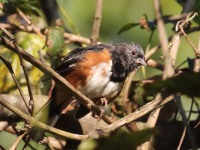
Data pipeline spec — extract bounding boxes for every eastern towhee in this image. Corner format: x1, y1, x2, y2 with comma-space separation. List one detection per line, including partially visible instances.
49, 43, 146, 123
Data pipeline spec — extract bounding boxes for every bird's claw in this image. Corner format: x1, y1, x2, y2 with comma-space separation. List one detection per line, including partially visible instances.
99, 97, 108, 108
92, 106, 105, 121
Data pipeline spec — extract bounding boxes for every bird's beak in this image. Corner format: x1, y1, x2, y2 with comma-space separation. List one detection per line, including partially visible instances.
136, 58, 147, 66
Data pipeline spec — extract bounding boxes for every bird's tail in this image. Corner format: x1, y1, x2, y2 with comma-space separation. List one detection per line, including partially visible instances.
74, 104, 90, 119
48, 87, 63, 126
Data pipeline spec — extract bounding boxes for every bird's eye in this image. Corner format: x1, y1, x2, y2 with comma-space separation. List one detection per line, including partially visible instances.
131, 50, 136, 56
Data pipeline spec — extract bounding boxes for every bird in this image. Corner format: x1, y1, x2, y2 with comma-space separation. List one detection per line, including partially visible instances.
48, 42, 146, 123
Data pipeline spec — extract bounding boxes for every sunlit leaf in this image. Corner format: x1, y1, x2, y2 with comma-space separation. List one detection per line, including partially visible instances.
47, 27, 64, 56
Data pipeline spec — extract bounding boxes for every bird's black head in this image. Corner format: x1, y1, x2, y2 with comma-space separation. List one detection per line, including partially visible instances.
113, 42, 146, 71
110, 42, 146, 82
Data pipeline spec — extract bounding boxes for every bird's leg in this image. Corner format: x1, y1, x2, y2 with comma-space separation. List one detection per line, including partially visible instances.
100, 97, 108, 108
92, 105, 105, 120
91, 97, 108, 120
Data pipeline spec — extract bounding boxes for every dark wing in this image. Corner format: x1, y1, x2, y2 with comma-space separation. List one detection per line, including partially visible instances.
55, 44, 111, 75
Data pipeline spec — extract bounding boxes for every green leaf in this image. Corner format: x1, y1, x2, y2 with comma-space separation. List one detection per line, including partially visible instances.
47, 27, 65, 56
78, 139, 97, 150
97, 129, 153, 150
88, 129, 154, 150
143, 72, 200, 97
3, 0, 42, 16
117, 22, 139, 35
1, 0, 8, 3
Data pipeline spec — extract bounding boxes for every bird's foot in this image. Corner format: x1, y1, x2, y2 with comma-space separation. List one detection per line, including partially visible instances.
99, 97, 108, 108
92, 105, 105, 121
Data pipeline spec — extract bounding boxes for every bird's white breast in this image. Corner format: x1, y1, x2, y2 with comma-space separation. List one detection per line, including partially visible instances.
77, 60, 124, 100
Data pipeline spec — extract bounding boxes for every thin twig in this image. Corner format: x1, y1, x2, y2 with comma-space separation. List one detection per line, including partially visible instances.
194, 36, 200, 72
0, 26, 15, 40
16, 8, 45, 41
90, 0, 103, 45
13, 41, 34, 115
145, 45, 160, 61
177, 97, 195, 150
0, 56, 31, 115
194, 121, 200, 128
193, 37, 200, 128
122, 71, 136, 114
21, 133, 32, 150
146, 59, 163, 71
37, 50, 46, 63
63, 32, 94, 45
9, 131, 28, 150
176, 96, 197, 150
176, 12, 198, 54
122, 71, 139, 131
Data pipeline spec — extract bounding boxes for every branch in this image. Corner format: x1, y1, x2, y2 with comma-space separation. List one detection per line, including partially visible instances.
146, 59, 163, 71
176, 13, 198, 54
194, 36, 200, 72
13, 41, 34, 115
153, 0, 172, 79
96, 95, 174, 134
141, 0, 178, 149
0, 96, 89, 140
90, 0, 103, 45
121, 71, 139, 131
145, 45, 160, 60
2, 124, 66, 149
0, 90, 174, 140
9, 131, 28, 150
63, 32, 94, 45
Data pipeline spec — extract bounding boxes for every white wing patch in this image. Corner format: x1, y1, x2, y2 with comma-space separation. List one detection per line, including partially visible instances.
78, 60, 124, 100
